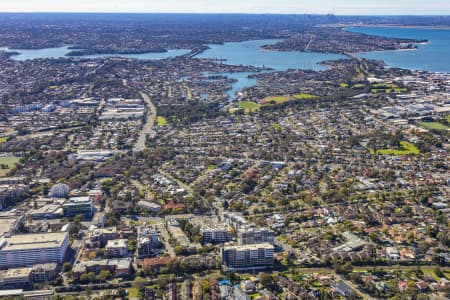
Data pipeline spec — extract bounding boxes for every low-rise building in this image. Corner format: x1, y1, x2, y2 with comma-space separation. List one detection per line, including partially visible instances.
31, 263, 58, 283
63, 196, 93, 218
105, 239, 128, 258
71, 258, 133, 280
85, 227, 118, 248
0, 268, 31, 288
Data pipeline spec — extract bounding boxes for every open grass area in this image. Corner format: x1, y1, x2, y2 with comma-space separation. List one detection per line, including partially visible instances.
340, 83, 349, 88
260, 95, 292, 104
352, 83, 366, 89
237, 101, 262, 113
0, 137, 7, 143
0, 156, 20, 177
419, 122, 449, 131
293, 93, 319, 100
370, 141, 420, 156
156, 116, 168, 126
232, 94, 318, 114
445, 115, 450, 123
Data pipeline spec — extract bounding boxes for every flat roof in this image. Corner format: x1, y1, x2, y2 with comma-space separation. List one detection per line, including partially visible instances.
0, 267, 31, 278
0, 218, 18, 238
224, 243, 274, 251
0, 232, 68, 251
0, 290, 23, 296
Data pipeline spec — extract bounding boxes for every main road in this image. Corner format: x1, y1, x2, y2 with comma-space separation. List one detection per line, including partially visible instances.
134, 92, 157, 152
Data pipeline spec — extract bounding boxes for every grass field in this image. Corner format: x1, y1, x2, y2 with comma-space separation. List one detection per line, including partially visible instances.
237, 101, 262, 113
293, 93, 319, 100
340, 83, 349, 88
233, 94, 317, 114
446, 115, 450, 123
0, 137, 7, 143
156, 116, 168, 126
370, 141, 420, 156
260, 95, 292, 104
352, 83, 366, 89
0, 156, 20, 177
419, 122, 449, 131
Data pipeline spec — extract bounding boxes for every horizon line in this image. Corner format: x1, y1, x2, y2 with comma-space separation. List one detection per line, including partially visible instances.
0, 12, 449, 16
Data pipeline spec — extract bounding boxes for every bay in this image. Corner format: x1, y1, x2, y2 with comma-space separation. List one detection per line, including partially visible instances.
346, 27, 450, 73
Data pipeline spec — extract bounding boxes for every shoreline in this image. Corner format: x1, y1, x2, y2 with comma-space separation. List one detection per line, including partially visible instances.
347, 24, 450, 31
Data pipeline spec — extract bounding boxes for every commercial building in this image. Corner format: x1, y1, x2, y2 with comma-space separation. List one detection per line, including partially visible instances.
237, 226, 275, 245
30, 204, 63, 220
221, 243, 274, 271
0, 232, 69, 269
62, 196, 93, 218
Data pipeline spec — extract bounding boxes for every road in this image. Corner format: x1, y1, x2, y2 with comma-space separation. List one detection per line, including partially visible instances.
304, 34, 314, 51
134, 92, 157, 152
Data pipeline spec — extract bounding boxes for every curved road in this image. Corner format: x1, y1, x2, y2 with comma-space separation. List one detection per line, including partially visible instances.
134, 92, 157, 152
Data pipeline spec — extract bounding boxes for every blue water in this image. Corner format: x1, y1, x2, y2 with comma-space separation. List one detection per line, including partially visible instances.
0, 46, 190, 61
346, 27, 450, 73
0, 46, 73, 61
197, 39, 345, 99
83, 49, 190, 60
197, 39, 345, 71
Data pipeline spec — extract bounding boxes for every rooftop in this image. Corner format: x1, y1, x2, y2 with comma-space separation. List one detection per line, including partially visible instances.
0, 232, 68, 251
0, 267, 31, 278
223, 243, 274, 251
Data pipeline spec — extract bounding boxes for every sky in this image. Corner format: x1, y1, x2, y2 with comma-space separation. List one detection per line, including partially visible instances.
0, 0, 449, 15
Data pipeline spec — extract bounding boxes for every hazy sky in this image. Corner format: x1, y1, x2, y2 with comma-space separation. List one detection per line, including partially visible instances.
0, 0, 449, 15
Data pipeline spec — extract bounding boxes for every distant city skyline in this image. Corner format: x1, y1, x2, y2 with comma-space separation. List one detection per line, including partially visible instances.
0, 0, 449, 15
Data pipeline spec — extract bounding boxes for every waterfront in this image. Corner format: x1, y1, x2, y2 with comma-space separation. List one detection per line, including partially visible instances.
0, 46, 190, 61
2, 30, 449, 99
347, 27, 450, 73
196, 39, 345, 99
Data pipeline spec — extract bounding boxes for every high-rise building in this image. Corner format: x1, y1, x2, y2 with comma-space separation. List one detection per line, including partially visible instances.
0, 232, 69, 269
221, 243, 274, 271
